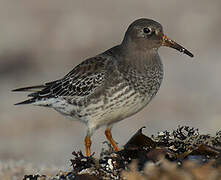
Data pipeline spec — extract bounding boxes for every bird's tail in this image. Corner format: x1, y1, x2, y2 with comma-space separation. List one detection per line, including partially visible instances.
14, 98, 36, 105
12, 85, 46, 105
13, 80, 60, 105
12, 85, 46, 92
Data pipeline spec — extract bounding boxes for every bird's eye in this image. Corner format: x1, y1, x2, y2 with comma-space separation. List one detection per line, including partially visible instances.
143, 27, 152, 35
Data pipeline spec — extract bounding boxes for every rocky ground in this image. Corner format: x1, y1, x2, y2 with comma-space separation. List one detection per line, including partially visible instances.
1, 126, 220, 180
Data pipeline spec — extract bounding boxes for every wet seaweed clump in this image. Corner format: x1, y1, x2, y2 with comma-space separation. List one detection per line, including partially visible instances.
23, 126, 221, 180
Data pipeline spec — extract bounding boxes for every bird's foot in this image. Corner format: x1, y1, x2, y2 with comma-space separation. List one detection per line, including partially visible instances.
105, 128, 121, 152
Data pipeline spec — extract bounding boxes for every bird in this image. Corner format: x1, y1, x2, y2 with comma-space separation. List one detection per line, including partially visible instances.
13, 18, 194, 157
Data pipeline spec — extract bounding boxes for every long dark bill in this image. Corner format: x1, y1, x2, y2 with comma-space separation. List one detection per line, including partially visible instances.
162, 35, 194, 58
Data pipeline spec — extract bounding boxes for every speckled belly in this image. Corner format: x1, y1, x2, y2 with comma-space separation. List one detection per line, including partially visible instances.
79, 83, 153, 129
104, 90, 148, 122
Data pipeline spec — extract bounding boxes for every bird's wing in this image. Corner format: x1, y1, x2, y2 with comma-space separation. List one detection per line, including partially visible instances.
13, 56, 110, 105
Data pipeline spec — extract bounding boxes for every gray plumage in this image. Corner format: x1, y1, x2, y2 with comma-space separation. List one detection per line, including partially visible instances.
13, 18, 193, 153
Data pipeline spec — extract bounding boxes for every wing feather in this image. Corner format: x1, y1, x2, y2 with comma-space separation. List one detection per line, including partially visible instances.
14, 56, 109, 105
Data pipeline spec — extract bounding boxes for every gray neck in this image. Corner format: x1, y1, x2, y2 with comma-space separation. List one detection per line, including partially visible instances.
120, 43, 161, 73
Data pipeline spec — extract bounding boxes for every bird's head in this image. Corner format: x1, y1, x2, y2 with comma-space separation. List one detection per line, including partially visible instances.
122, 18, 193, 58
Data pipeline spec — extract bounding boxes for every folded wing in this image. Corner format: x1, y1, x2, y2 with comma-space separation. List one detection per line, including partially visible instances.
13, 56, 109, 105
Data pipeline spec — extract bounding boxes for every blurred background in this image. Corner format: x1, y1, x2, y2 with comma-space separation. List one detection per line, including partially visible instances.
0, 0, 221, 169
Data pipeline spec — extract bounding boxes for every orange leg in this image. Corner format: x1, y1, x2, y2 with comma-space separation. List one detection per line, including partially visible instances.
105, 128, 120, 152
84, 135, 92, 157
